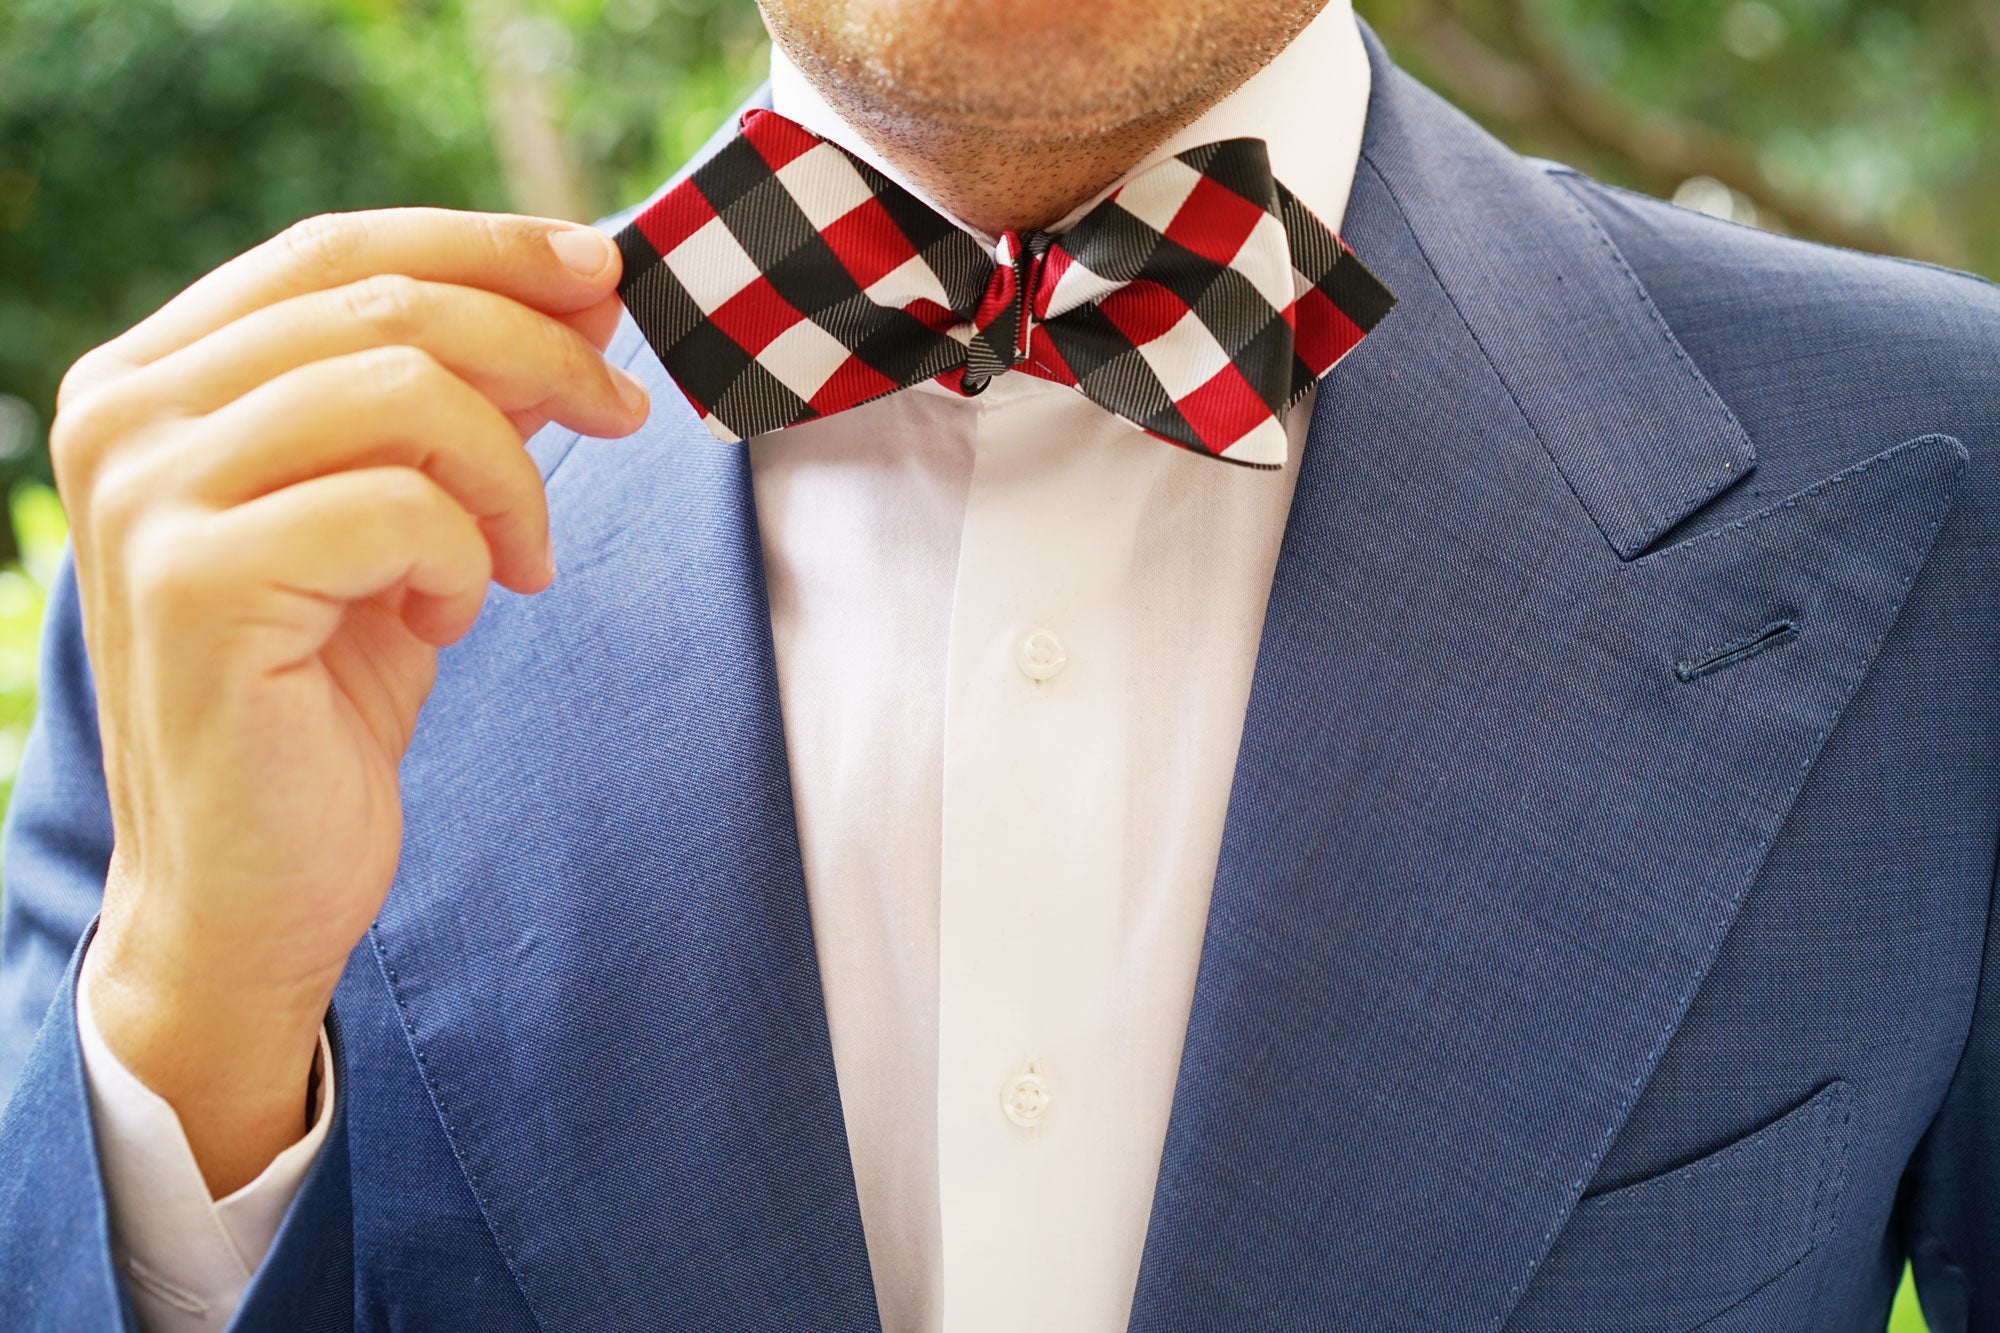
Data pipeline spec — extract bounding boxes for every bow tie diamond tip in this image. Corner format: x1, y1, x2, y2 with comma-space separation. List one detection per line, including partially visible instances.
615, 109, 1395, 467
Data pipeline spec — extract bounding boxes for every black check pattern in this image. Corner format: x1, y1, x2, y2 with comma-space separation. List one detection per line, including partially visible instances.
616, 110, 1396, 465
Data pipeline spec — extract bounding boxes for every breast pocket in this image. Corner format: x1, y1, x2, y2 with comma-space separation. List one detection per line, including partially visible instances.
1505, 1080, 1855, 1333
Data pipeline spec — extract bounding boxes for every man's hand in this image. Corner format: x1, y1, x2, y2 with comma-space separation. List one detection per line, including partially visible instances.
56, 208, 650, 1196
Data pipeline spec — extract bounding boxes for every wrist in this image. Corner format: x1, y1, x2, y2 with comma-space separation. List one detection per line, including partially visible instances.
84, 920, 331, 1088
83, 926, 331, 1196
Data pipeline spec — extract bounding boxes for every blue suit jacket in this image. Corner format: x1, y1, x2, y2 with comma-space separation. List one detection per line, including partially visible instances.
2, 25, 1997, 1332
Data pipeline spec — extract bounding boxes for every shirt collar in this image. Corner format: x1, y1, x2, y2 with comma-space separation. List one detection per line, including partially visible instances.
765, 0, 1371, 254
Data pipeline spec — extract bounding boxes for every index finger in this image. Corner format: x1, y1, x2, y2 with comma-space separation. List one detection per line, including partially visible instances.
75, 209, 623, 400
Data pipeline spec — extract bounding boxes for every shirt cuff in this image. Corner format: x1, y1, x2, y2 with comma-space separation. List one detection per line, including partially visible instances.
75, 948, 335, 1333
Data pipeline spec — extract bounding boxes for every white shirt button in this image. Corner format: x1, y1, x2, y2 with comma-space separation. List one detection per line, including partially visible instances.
1001, 1060, 1053, 1128
1016, 627, 1067, 681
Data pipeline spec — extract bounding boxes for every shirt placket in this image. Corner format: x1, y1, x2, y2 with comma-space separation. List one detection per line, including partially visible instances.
933, 373, 1153, 1333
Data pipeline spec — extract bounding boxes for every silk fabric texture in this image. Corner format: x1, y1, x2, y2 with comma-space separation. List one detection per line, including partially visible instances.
613, 105, 1393, 465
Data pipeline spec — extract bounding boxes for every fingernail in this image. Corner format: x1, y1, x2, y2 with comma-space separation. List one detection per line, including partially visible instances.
612, 366, 650, 416
550, 227, 615, 278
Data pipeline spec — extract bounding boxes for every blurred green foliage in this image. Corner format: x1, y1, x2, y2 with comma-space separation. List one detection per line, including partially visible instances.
1366, 0, 1997, 272
0, 481, 65, 809
1891, 1265, 1931, 1332
0, 4, 1987, 1322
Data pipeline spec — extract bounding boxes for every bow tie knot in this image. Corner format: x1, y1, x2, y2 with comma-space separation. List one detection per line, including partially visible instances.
616, 109, 1394, 467
958, 228, 1055, 394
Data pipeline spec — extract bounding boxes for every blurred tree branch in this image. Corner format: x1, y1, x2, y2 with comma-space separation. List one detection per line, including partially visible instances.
465, 0, 592, 220
1395, 0, 1958, 266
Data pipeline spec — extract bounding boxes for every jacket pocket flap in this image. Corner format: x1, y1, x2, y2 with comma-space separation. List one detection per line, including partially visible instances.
1507, 1080, 1855, 1331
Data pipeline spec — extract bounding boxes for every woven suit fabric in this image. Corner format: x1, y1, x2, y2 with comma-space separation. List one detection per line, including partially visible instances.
613, 108, 1397, 466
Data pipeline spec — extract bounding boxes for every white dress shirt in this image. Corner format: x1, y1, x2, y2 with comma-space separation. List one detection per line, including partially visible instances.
77, 6, 1371, 1330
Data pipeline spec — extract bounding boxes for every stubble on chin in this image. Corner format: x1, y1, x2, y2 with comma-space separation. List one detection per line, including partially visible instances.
756, 0, 1327, 230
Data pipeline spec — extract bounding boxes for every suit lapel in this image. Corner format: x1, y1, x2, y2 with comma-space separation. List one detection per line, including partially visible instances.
367, 391, 879, 1329
352, 36, 1965, 1333
1127, 26, 1962, 1333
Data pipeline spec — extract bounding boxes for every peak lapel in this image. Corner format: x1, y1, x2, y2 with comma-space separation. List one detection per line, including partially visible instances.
367, 392, 878, 1329
1127, 27, 1963, 1333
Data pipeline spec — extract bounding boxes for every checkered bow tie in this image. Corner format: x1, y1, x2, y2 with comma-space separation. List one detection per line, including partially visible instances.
614, 109, 1395, 467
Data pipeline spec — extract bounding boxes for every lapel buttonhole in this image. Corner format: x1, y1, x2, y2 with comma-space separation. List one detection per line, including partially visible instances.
1674, 619, 1800, 683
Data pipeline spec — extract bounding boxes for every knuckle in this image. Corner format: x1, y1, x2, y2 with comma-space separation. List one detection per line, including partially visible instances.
276, 212, 367, 282
88, 456, 157, 533
341, 273, 428, 344
375, 465, 443, 521
360, 343, 449, 399
467, 211, 523, 269
47, 384, 127, 487
56, 347, 115, 411
544, 320, 599, 391
45, 401, 92, 483
127, 519, 219, 615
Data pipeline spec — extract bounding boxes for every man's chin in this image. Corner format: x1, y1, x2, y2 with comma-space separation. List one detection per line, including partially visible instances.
760, 0, 1316, 142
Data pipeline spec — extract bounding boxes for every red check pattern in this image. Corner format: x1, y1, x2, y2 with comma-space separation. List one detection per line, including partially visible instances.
615, 110, 1395, 467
